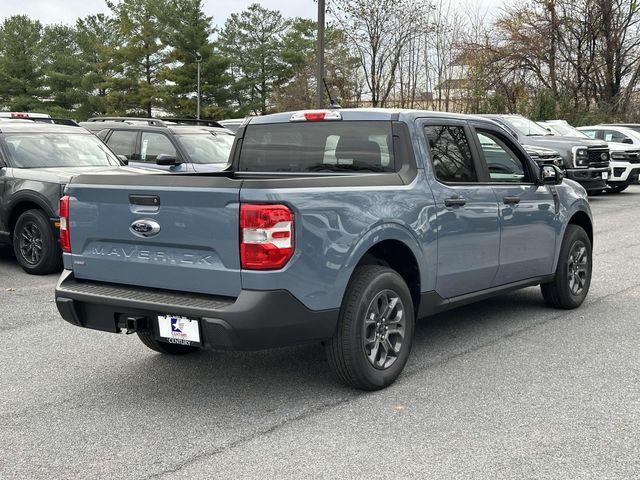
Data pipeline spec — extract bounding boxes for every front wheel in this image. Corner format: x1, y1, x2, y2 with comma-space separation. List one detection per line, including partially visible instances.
541, 225, 592, 309
13, 209, 62, 275
606, 183, 628, 194
327, 265, 415, 391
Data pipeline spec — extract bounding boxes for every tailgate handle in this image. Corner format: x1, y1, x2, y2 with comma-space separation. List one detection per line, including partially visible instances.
129, 195, 160, 207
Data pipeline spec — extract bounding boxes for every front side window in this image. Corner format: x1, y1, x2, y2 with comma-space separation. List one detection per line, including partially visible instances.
140, 132, 177, 162
3, 133, 121, 168
476, 131, 528, 183
580, 130, 597, 139
424, 125, 478, 183
177, 133, 234, 164
603, 130, 631, 143
239, 121, 394, 173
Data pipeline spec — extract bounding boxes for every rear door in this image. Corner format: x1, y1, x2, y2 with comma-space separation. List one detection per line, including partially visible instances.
471, 124, 558, 284
105, 129, 139, 161
421, 120, 501, 298
68, 174, 242, 297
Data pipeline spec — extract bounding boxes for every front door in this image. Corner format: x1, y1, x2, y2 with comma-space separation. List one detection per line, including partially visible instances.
471, 125, 559, 284
422, 121, 501, 299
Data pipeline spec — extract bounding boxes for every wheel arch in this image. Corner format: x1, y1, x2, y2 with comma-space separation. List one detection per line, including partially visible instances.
7, 192, 56, 240
340, 223, 431, 314
567, 210, 593, 246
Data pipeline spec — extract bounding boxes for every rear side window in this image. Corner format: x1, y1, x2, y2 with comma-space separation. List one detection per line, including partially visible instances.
425, 125, 478, 183
107, 130, 137, 159
239, 121, 394, 173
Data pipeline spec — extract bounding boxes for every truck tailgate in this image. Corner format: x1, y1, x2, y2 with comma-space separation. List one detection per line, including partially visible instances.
67, 175, 242, 298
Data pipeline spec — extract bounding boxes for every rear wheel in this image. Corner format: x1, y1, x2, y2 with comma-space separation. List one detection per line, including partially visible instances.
13, 209, 62, 275
606, 183, 628, 194
137, 330, 201, 355
327, 265, 415, 391
541, 225, 592, 309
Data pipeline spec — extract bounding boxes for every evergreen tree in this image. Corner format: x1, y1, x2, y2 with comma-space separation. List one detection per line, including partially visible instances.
218, 4, 290, 115
0, 15, 45, 111
106, 0, 169, 116
159, 0, 231, 118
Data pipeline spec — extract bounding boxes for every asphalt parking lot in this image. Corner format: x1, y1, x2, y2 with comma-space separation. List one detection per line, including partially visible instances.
1, 187, 639, 479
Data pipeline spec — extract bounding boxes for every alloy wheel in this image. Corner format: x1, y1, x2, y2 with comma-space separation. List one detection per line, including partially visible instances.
362, 289, 406, 370
19, 222, 44, 266
568, 240, 589, 296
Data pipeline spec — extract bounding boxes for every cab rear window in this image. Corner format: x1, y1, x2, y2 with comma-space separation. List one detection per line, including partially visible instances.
239, 121, 394, 173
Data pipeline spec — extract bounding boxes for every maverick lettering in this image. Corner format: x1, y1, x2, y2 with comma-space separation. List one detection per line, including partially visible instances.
90, 246, 215, 265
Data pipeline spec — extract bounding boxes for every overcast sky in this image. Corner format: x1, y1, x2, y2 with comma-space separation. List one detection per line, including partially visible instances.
1, 0, 504, 26
0, 0, 318, 26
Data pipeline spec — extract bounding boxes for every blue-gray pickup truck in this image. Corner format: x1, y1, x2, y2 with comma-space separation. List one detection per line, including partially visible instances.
55, 109, 593, 390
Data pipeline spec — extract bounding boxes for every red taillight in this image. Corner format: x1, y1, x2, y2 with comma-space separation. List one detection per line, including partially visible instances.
59, 195, 71, 253
11, 112, 29, 118
240, 204, 293, 270
304, 112, 326, 122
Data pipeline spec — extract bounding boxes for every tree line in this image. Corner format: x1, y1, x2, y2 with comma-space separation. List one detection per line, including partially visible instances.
1, 0, 639, 124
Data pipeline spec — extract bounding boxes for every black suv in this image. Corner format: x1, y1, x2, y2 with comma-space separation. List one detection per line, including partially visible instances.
0, 120, 147, 274
80, 117, 235, 173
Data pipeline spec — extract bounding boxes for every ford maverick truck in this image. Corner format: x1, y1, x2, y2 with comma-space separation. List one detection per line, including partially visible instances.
55, 109, 594, 390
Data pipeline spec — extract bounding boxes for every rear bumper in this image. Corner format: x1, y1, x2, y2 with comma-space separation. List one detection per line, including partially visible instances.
55, 270, 339, 350
566, 168, 608, 191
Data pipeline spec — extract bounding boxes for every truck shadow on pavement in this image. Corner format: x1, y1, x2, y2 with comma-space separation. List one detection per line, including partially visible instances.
95, 287, 551, 405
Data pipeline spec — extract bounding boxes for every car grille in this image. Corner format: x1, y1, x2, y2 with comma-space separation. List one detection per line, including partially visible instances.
587, 148, 610, 168
533, 154, 563, 166
611, 150, 640, 163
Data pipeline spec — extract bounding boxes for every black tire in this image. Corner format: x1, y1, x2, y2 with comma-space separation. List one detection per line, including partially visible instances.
541, 225, 592, 309
137, 330, 201, 355
13, 209, 62, 275
327, 265, 415, 391
606, 184, 628, 194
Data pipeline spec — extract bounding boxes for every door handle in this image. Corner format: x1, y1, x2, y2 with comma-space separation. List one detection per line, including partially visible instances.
503, 196, 521, 205
444, 196, 467, 207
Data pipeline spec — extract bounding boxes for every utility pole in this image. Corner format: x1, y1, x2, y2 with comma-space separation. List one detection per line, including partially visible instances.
316, 0, 325, 109
196, 53, 202, 119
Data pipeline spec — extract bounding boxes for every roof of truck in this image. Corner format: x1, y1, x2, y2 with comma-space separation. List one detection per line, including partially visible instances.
247, 108, 499, 126
0, 121, 87, 134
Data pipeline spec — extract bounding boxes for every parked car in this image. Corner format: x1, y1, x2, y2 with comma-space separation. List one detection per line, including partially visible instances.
55, 109, 593, 390
542, 121, 640, 193
0, 121, 151, 274
80, 117, 235, 173
482, 114, 610, 193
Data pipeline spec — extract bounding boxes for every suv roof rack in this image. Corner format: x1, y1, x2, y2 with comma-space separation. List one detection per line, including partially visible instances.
86, 117, 167, 127
49, 118, 80, 127
85, 116, 224, 129
159, 118, 223, 128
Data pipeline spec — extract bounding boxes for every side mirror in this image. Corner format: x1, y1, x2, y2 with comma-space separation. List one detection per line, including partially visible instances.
622, 137, 634, 144
117, 155, 129, 165
156, 154, 182, 166
540, 164, 564, 186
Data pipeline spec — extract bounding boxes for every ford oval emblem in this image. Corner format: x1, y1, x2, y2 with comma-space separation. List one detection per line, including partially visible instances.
601, 152, 608, 161
130, 219, 161, 238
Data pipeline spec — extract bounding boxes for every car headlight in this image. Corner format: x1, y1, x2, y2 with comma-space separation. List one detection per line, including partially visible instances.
573, 147, 589, 168
611, 152, 626, 160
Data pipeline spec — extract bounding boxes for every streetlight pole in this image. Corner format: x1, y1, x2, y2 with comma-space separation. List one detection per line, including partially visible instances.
316, 0, 325, 109
195, 53, 202, 119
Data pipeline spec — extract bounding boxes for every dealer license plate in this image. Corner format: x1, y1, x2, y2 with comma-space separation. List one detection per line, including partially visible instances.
602, 172, 609, 180
158, 315, 201, 346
